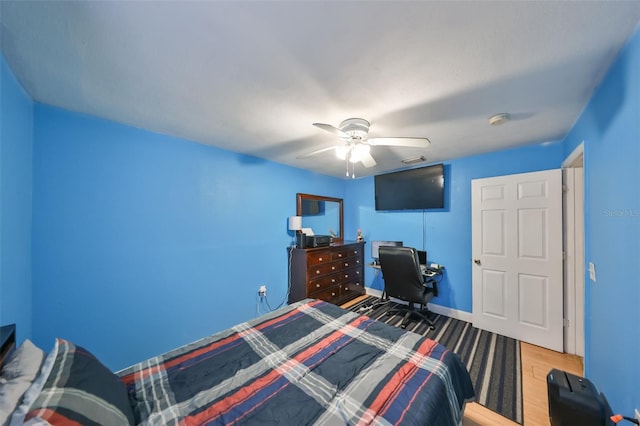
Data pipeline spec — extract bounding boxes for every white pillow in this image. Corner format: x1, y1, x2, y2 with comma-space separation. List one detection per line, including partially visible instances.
0, 340, 45, 425
7, 339, 58, 426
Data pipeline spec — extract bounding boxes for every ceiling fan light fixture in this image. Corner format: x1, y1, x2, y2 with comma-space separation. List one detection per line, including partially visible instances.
401, 155, 427, 165
335, 145, 349, 160
349, 143, 370, 163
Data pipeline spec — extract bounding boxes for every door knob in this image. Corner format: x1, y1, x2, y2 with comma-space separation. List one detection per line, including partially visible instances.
474, 259, 481, 265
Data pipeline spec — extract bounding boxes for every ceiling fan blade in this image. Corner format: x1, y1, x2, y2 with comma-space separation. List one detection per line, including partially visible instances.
360, 152, 377, 168
367, 137, 431, 147
296, 145, 338, 159
313, 122, 349, 138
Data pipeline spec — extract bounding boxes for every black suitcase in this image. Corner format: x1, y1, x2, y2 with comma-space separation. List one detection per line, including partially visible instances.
547, 368, 613, 426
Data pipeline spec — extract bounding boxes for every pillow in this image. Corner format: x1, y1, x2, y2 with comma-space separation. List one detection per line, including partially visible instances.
22, 338, 135, 426
9, 339, 59, 426
0, 340, 45, 425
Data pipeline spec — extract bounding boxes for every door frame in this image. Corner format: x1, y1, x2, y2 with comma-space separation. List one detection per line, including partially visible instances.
562, 142, 585, 358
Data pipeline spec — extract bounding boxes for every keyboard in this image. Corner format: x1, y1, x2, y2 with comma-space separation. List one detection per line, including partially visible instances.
421, 264, 437, 277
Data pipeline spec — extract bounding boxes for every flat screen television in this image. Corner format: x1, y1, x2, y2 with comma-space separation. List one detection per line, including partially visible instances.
374, 163, 444, 210
371, 240, 403, 262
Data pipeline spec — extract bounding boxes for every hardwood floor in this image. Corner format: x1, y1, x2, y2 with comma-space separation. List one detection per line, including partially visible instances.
464, 342, 583, 425
341, 296, 584, 425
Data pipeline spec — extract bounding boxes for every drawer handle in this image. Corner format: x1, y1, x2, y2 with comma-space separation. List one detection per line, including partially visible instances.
316, 270, 320, 274
331, 266, 335, 270
356, 271, 360, 275
345, 263, 349, 267
338, 254, 342, 257
331, 292, 336, 296
344, 274, 348, 278
316, 283, 320, 288
319, 257, 323, 261
331, 279, 336, 283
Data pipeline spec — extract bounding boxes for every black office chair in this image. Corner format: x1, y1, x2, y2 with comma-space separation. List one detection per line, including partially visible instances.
379, 246, 438, 329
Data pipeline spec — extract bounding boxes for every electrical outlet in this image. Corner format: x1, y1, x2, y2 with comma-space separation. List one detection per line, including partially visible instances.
588, 262, 596, 282
258, 285, 267, 296
634, 408, 640, 424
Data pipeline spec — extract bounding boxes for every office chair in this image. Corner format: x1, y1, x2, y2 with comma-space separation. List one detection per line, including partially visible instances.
378, 246, 438, 329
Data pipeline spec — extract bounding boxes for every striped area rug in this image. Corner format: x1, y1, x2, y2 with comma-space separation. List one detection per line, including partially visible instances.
347, 296, 523, 424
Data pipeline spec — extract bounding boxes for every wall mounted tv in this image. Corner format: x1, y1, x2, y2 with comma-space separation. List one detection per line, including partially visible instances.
374, 163, 445, 211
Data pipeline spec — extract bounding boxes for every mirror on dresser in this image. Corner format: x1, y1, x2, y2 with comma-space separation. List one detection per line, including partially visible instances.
296, 193, 344, 243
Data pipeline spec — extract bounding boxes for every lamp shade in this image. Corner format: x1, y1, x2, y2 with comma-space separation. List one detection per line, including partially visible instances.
288, 216, 302, 231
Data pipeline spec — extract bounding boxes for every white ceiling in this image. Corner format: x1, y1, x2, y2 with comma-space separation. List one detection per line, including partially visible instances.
1, 1, 639, 179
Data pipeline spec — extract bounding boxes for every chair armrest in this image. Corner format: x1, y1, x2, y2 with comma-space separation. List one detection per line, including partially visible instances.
424, 278, 439, 298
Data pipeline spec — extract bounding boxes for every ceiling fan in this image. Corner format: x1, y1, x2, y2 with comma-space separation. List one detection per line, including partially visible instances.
299, 118, 430, 176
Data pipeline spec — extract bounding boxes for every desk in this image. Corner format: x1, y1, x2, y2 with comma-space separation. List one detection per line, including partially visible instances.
367, 262, 443, 278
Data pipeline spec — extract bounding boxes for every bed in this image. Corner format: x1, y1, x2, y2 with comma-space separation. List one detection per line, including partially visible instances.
1, 299, 475, 425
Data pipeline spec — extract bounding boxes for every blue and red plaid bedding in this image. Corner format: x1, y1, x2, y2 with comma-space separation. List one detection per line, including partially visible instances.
118, 299, 475, 425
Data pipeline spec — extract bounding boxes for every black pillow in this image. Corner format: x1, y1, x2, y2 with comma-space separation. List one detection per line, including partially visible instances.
24, 338, 135, 425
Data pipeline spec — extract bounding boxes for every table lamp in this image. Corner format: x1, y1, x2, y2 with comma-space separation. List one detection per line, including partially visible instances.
288, 216, 302, 247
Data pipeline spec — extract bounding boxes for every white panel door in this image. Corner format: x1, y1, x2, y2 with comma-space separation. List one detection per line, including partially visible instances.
472, 169, 563, 352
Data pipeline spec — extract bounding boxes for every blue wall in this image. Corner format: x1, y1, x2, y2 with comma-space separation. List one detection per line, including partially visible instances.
562, 26, 640, 416
2, 23, 639, 414
31, 104, 344, 370
0, 55, 33, 340
345, 142, 564, 312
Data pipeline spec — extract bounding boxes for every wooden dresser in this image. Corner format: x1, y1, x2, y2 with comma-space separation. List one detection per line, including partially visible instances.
288, 241, 366, 305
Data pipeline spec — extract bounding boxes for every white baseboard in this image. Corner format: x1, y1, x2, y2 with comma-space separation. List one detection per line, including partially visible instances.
428, 303, 473, 323
365, 288, 473, 323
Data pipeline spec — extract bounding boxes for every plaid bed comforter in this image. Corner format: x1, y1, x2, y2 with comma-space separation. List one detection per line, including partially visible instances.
118, 300, 475, 425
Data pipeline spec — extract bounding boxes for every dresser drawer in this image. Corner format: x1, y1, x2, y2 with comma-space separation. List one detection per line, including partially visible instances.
339, 266, 363, 283
342, 281, 364, 293
307, 250, 333, 265
345, 246, 363, 259
308, 260, 341, 277
311, 282, 365, 305
331, 248, 350, 261
309, 285, 341, 302
308, 273, 340, 293
340, 281, 365, 301
338, 257, 362, 270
